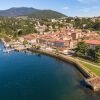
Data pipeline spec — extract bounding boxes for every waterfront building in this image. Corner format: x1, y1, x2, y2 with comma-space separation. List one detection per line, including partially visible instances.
84, 40, 100, 50
23, 34, 37, 45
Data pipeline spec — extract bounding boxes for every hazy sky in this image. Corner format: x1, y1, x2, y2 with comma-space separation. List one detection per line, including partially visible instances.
0, 0, 100, 17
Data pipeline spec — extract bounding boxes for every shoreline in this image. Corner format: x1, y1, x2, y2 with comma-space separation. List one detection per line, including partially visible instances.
1, 39, 100, 92
29, 48, 100, 92
29, 49, 94, 78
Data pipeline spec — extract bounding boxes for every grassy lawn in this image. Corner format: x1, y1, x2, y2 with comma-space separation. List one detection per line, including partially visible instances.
73, 56, 100, 66
81, 62, 100, 77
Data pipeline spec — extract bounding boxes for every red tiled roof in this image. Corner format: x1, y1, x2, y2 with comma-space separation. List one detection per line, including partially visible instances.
84, 40, 100, 45
54, 40, 65, 43
23, 34, 36, 40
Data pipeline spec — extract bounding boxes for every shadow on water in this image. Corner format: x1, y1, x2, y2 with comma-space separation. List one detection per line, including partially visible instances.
78, 80, 100, 96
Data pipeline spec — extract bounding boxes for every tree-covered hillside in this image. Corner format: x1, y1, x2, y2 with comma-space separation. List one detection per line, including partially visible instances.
0, 7, 66, 19
28, 10, 66, 19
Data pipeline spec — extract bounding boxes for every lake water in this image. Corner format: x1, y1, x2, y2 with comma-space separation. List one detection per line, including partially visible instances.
0, 42, 100, 100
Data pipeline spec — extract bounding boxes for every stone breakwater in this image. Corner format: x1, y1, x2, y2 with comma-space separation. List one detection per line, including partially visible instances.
85, 77, 100, 92
29, 48, 100, 92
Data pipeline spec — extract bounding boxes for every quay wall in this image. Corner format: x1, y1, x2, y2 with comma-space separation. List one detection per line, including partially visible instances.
29, 49, 95, 78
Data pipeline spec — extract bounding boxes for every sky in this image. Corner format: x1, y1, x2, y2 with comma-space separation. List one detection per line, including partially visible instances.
0, 0, 100, 17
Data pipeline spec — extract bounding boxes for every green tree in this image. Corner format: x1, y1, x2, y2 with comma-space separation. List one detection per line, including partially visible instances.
75, 42, 88, 57
13, 32, 18, 39
36, 45, 41, 50
92, 21, 100, 31
95, 46, 100, 63
87, 49, 95, 60
23, 40, 28, 46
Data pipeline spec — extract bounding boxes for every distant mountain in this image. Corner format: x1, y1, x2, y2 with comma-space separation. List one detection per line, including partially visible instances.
0, 7, 66, 19
27, 10, 66, 19
0, 7, 38, 17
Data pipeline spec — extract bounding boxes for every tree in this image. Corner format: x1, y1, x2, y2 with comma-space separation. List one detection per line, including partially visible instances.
97, 32, 100, 35
36, 45, 41, 50
13, 32, 18, 39
75, 42, 88, 57
92, 21, 100, 31
94, 46, 100, 63
23, 40, 28, 46
87, 49, 95, 60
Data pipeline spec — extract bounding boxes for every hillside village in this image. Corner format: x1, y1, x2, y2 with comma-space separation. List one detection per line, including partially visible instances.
0, 16, 99, 62
0, 8, 100, 92
4, 25, 99, 54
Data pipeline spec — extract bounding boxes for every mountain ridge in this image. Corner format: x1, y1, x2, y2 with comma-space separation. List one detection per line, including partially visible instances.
0, 7, 66, 18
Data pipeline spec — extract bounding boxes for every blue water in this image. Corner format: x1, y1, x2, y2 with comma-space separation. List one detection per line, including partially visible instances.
0, 42, 100, 100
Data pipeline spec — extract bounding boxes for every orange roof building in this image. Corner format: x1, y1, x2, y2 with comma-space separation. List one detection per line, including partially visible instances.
84, 40, 100, 45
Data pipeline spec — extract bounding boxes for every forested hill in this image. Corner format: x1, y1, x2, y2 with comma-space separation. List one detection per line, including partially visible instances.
27, 10, 66, 19
0, 7, 66, 19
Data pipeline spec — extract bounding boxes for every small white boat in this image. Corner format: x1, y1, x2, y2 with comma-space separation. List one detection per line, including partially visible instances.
3, 49, 14, 53
3, 49, 9, 53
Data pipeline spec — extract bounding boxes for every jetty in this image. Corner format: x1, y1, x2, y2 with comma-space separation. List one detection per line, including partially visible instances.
85, 77, 100, 92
